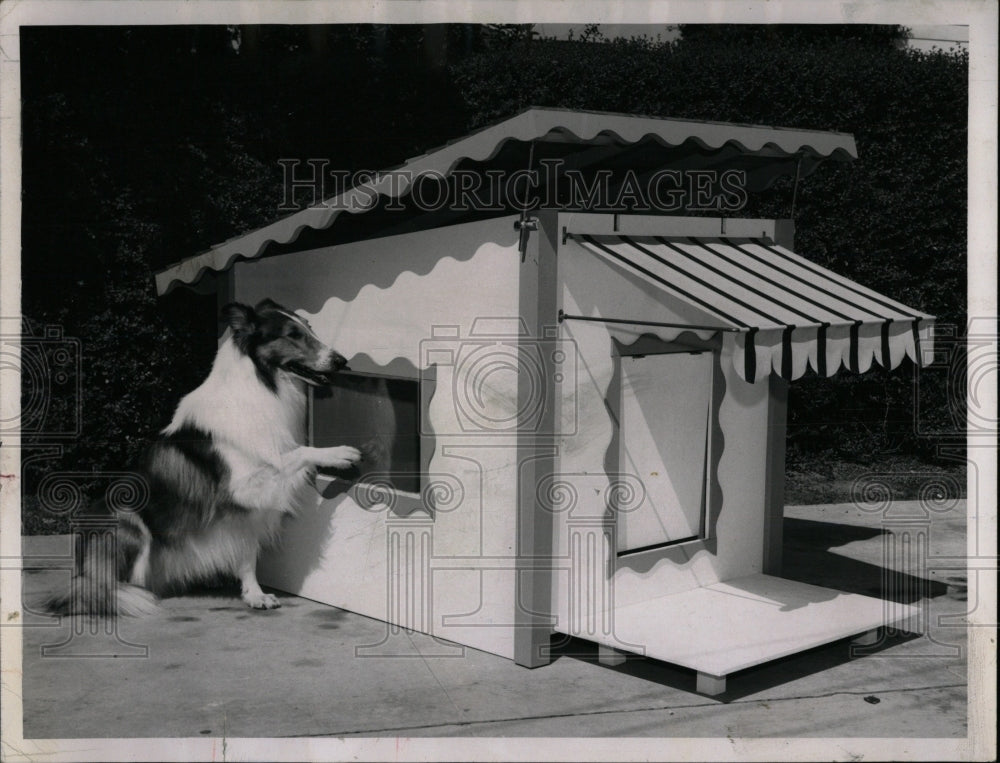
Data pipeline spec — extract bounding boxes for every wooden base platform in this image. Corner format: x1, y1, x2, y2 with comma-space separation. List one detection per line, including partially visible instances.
563, 574, 919, 695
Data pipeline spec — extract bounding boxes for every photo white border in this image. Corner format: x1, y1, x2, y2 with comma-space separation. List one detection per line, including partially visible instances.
1, 2, 995, 761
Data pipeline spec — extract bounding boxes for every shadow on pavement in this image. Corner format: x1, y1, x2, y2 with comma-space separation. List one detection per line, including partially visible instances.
781, 518, 947, 603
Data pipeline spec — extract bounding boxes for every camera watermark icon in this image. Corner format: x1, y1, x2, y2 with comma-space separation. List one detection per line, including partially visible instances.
914, 318, 998, 439
0, 320, 81, 440
419, 318, 577, 437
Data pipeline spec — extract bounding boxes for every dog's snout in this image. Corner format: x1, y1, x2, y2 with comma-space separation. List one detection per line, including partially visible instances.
330, 352, 349, 371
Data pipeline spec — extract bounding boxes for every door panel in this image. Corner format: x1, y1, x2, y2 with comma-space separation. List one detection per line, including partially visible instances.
617, 352, 713, 553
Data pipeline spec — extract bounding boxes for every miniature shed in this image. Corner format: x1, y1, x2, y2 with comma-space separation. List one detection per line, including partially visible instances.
156, 108, 934, 694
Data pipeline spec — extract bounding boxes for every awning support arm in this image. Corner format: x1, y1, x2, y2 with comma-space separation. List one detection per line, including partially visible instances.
514, 140, 538, 262
790, 155, 803, 220
558, 310, 743, 334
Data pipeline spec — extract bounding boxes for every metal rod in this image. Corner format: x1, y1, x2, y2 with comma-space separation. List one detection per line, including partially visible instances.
557, 310, 743, 333
558, 311, 922, 332
790, 156, 802, 220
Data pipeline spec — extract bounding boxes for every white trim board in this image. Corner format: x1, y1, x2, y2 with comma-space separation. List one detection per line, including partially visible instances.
561, 213, 785, 240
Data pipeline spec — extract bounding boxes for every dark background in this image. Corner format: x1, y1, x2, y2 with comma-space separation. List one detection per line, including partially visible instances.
19, 24, 969, 531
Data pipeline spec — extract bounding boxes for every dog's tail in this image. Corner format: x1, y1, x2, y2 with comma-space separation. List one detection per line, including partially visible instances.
42, 578, 159, 617
41, 511, 159, 617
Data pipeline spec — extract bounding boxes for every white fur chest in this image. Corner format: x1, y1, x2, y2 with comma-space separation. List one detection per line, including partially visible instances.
165, 339, 307, 467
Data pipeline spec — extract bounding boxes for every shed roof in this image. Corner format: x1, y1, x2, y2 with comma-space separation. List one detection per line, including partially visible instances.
156, 107, 858, 295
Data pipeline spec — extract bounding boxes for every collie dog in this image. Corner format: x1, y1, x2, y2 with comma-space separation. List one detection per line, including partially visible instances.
45, 298, 361, 615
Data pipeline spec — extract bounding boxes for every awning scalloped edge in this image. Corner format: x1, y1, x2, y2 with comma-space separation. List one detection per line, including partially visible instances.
729, 319, 934, 382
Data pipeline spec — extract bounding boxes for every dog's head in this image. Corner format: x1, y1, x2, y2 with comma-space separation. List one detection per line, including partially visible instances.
222, 299, 348, 390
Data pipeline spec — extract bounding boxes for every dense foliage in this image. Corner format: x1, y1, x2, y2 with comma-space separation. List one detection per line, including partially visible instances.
18, 25, 967, 531
19, 25, 481, 531
452, 25, 968, 464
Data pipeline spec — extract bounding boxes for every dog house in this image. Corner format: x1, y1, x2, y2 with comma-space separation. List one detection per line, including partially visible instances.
155, 108, 934, 694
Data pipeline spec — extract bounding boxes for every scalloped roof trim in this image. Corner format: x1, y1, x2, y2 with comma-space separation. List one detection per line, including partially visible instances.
156, 108, 857, 295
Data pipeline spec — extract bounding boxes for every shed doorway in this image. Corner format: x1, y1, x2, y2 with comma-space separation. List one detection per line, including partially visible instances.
615, 349, 715, 554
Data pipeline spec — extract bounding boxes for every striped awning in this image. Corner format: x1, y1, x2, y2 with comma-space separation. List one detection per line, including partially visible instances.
573, 235, 934, 382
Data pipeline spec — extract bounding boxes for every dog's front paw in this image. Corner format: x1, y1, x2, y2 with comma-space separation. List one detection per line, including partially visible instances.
319, 445, 363, 470
243, 591, 281, 610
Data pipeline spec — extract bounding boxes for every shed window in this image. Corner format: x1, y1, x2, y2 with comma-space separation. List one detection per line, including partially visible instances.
312, 372, 422, 494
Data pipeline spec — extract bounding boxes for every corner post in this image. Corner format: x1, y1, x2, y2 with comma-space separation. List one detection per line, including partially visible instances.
514, 209, 559, 667
763, 375, 789, 575
762, 220, 794, 576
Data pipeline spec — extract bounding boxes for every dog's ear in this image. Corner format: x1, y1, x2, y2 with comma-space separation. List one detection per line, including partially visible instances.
254, 298, 283, 313
221, 303, 257, 350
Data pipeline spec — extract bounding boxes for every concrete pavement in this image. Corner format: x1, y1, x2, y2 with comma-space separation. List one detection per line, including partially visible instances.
16, 501, 968, 741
